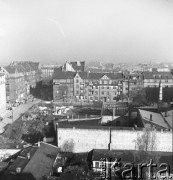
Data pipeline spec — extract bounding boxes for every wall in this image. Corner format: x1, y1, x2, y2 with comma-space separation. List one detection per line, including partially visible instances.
57, 126, 172, 153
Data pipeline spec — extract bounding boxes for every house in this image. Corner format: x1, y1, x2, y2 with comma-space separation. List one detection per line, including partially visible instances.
0, 74, 6, 116
1, 142, 59, 180
138, 109, 172, 130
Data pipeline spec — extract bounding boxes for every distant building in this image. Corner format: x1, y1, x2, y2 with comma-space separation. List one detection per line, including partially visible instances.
0, 61, 41, 103
143, 71, 173, 88
123, 72, 144, 95
64, 61, 85, 72
41, 65, 62, 81
0, 74, 6, 115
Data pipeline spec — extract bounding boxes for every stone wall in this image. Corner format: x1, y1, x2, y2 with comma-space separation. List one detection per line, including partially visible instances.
57, 126, 172, 153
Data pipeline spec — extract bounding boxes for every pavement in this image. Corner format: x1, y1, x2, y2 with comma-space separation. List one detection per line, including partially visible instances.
0, 98, 41, 131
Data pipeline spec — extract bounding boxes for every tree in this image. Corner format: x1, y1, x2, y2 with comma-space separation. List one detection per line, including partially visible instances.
134, 124, 160, 180
130, 88, 148, 105
61, 139, 74, 152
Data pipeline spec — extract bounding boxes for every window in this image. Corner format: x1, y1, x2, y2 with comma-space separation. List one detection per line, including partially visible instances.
102, 86, 104, 89
76, 79, 79, 83
107, 92, 109, 95
102, 91, 104, 95
107, 87, 109, 89
76, 85, 79, 88
76, 90, 79, 94
95, 161, 100, 168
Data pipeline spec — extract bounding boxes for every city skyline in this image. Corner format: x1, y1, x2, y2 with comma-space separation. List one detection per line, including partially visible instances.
0, 0, 173, 65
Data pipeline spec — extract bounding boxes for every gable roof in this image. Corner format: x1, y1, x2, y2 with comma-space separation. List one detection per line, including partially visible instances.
23, 142, 59, 179
53, 68, 76, 79
3, 66, 16, 74
2, 142, 59, 180
89, 73, 123, 80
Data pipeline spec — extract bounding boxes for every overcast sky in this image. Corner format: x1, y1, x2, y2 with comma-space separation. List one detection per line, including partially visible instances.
0, 0, 173, 65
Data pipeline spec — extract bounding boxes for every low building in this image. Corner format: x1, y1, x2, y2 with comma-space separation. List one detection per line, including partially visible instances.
1, 142, 59, 180
138, 109, 172, 130
0, 74, 6, 116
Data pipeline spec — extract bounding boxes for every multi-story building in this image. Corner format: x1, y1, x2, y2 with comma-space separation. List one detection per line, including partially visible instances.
41, 65, 61, 81
0, 74, 6, 115
53, 69, 123, 103
123, 72, 144, 95
0, 61, 41, 103
64, 61, 85, 72
143, 71, 173, 88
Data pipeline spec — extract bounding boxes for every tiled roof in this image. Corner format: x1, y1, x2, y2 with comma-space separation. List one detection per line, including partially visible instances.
88, 73, 123, 80
3, 61, 40, 74
138, 109, 170, 129
3, 66, 16, 74
78, 72, 88, 79
23, 142, 59, 179
53, 69, 76, 79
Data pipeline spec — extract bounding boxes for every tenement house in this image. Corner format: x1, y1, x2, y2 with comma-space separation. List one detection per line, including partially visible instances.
0, 74, 6, 115
53, 68, 123, 102
143, 71, 173, 88
0, 61, 41, 103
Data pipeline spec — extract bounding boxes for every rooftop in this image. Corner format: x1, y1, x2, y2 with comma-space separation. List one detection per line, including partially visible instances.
138, 109, 170, 129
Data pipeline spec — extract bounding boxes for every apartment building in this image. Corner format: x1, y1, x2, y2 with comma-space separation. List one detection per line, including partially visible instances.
53, 69, 123, 102
0, 61, 41, 103
41, 65, 61, 81
143, 71, 173, 88
123, 73, 144, 95
0, 74, 6, 115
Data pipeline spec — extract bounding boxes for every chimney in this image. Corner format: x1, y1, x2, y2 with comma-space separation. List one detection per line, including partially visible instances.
150, 114, 152, 121
165, 111, 168, 117
38, 141, 41, 147
27, 153, 30, 160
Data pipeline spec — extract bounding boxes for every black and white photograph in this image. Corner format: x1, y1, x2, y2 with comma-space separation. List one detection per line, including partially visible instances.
0, 0, 173, 179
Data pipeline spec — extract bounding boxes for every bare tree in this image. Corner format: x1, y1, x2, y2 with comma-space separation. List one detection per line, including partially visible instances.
61, 139, 74, 152
134, 124, 160, 180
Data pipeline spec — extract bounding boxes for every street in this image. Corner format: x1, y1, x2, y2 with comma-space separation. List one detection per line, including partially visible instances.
0, 99, 41, 131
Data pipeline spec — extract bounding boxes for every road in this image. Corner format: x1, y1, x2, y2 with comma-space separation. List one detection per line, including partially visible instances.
0, 99, 41, 131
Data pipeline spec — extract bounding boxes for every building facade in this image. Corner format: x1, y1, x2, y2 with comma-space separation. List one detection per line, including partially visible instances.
53, 69, 123, 103
0, 74, 6, 115
0, 61, 41, 103
143, 71, 173, 88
